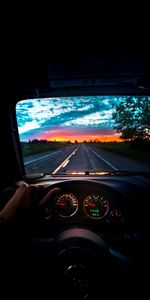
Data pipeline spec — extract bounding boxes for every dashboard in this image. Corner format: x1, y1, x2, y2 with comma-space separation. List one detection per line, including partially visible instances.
1, 176, 149, 237
28, 176, 149, 244
1, 175, 149, 299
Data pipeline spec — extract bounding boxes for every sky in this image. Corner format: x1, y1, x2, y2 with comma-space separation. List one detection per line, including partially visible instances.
16, 96, 122, 142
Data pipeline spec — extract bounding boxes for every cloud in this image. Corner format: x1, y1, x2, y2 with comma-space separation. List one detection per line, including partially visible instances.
63, 110, 114, 127
16, 96, 118, 140
18, 120, 40, 134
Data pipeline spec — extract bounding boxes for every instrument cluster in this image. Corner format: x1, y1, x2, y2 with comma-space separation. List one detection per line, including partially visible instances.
43, 192, 124, 224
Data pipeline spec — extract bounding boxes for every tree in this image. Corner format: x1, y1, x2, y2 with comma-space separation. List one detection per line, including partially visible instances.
112, 96, 150, 140
140, 98, 150, 128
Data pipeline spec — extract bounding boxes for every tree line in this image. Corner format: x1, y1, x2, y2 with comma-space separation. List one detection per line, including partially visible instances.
112, 96, 150, 141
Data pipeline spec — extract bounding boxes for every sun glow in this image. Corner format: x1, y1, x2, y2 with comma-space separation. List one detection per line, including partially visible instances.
41, 133, 122, 143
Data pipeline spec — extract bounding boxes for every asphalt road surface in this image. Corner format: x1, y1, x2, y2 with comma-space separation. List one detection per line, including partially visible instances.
24, 143, 150, 175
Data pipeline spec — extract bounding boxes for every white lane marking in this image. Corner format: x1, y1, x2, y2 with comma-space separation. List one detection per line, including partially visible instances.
24, 151, 61, 165
62, 159, 70, 168
52, 146, 79, 174
90, 150, 118, 171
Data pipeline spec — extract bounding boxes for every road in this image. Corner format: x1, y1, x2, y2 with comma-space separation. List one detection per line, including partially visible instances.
24, 143, 150, 175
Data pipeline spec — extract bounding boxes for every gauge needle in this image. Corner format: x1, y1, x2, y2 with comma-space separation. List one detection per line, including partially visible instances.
86, 202, 96, 207
56, 202, 65, 206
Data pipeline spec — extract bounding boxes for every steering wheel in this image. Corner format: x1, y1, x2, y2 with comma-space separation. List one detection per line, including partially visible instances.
35, 181, 125, 299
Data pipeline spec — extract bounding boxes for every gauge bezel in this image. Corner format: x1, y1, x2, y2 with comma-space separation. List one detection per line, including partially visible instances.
109, 208, 123, 223
54, 192, 79, 218
83, 194, 109, 220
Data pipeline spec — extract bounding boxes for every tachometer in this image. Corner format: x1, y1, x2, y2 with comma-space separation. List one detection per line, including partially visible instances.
54, 193, 78, 217
83, 194, 109, 219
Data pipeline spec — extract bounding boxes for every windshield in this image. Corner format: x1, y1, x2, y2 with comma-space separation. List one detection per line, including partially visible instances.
16, 96, 150, 175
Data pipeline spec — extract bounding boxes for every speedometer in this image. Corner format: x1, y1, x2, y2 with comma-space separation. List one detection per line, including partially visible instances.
54, 193, 78, 217
83, 194, 109, 219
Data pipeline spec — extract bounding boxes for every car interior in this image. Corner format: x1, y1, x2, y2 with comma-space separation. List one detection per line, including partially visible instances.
0, 45, 150, 299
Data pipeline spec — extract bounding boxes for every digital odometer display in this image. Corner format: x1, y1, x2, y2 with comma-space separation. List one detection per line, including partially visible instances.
54, 193, 78, 217
84, 194, 109, 219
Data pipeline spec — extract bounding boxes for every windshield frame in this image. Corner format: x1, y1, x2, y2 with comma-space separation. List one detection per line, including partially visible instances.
15, 96, 150, 177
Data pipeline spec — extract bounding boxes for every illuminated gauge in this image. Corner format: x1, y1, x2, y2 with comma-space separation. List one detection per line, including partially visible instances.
83, 194, 109, 219
54, 193, 78, 217
109, 209, 123, 223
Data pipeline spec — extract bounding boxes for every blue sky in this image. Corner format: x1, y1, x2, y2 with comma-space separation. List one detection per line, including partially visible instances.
16, 96, 122, 142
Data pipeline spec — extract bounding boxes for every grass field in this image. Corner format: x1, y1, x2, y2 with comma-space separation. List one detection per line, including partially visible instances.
21, 142, 72, 157
93, 141, 150, 167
